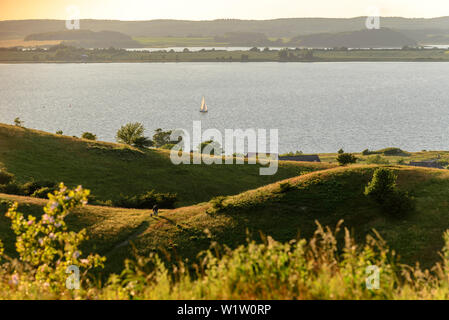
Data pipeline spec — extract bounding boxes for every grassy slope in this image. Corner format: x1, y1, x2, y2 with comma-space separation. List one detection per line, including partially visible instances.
117, 165, 449, 271
2, 124, 449, 274
0, 124, 332, 207
2, 164, 449, 274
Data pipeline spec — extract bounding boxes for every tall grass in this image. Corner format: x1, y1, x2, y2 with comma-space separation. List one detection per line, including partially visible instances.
3, 186, 449, 299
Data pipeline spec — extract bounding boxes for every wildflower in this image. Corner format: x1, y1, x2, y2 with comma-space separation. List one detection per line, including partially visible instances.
38, 238, 44, 245
80, 258, 89, 264
27, 220, 33, 226
73, 251, 80, 259
49, 233, 55, 240
49, 201, 59, 210
9, 274, 19, 286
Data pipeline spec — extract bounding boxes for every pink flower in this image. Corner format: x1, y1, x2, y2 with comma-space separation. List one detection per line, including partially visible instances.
80, 259, 89, 264
27, 220, 33, 226
10, 274, 19, 286
49, 201, 59, 210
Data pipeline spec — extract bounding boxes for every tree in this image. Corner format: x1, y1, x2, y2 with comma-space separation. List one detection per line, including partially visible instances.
81, 132, 97, 141
336, 153, 357, 166
152, 128, 172, 148
364, 168, 414, 216
278, 49, 288, 60
56, 130, 63, 135
14, 117, 23, 127
116, 122, 152, 148
198, 140, 223, 155
338, 148, 345, 154
364, 168, 397, 203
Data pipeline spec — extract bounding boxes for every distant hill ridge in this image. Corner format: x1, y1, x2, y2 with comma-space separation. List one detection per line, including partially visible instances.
1, 17, 449, 40
289, 28, 417, 48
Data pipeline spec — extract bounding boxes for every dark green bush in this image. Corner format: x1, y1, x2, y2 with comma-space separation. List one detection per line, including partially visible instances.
380, 190, 415, 217
0, 183, 23, 195
114, 190, 177, 209
21, 181, 57, 196
0, 170, 14, 185
81, 132, 97, 140
336, 153, 357, 166
379, 147, 410, 156
279, 182, 294, 193
364, 168, 414, 217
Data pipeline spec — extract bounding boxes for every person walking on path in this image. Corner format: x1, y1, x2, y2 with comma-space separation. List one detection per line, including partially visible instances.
152, 204, 159, 217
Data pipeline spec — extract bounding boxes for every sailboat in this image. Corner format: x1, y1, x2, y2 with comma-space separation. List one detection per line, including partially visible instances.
200, 96, 208, 113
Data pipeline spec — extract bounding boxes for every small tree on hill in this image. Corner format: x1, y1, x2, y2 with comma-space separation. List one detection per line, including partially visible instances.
81, 132, 97, 141
337, 153, 357, 166
14, 117, 23, 127
116, 122, 153, 148
364, 168, 414, 217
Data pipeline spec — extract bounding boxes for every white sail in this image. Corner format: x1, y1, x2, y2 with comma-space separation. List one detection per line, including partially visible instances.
200, 96, 207, 112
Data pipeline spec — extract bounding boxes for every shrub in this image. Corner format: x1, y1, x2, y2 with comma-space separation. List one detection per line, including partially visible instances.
114, 190, 177, 209
14, 117, 23, 127
132, 136, 153, 148
364, 168, 414, 216
364, 168, 397, 202
0, 169, 14, 185
338, 148, 344, 154
116, 122, 153, 148
362, 149, 375, 156
366, 155, 390, 165
279, 182, 294, 193
152, 129, 173, 147
336, 153, 357, 166
81, 132, 97, 140
0, 183, 23, 195
379, 147, 410, 157
21, 181, 57, 196
56, 130, 63, 135
5, 184, 105, 293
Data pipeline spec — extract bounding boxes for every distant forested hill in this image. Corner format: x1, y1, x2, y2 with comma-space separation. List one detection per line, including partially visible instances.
289, 28, 417, 48
1, 17, 449, 40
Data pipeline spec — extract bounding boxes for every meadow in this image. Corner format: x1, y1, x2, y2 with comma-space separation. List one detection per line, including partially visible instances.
2, 123, 449, 299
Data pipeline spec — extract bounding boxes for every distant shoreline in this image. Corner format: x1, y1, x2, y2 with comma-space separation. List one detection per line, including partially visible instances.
2, 47, 449, 63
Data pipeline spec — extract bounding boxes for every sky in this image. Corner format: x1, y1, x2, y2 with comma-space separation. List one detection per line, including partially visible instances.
1, 0, 449, 21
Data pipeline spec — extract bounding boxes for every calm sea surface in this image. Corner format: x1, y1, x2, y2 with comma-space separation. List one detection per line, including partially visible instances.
1, 62, 449, 153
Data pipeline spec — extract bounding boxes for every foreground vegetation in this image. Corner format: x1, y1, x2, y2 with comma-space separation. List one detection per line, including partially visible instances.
2, 187, 449, 299
3, 124, 449, 299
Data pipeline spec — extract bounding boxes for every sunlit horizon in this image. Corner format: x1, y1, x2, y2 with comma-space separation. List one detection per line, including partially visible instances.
1, 0, 449, 21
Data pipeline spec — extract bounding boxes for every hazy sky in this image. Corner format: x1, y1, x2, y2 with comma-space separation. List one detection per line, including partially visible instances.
1, 0, 449, 21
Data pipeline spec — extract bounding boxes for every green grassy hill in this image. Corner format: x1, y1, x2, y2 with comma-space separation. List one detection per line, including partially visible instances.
109, 165, 449, 271
3, 164, 449, 275
2, 123, 449, 275
0, 123, 331, 207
